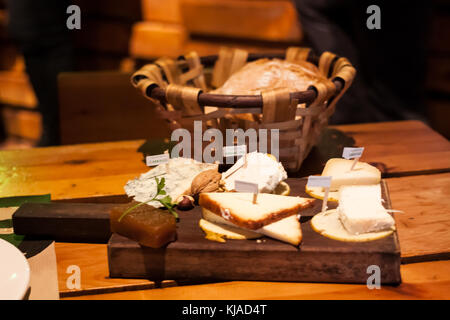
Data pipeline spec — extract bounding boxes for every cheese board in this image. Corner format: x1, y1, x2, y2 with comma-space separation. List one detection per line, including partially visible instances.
12, 177, 400, 285
107, 179, 400, 284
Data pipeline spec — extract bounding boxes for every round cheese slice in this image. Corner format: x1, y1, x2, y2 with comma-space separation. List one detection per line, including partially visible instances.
199, 218, 263, 243
310, 209, 394, 242
273, 181, 290, 196
305, 185, 339, 202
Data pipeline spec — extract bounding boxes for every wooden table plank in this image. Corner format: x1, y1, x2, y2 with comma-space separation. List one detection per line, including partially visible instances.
386, 173, 450, 262
55, 242, 155, 297
61, 260, 450, 300
0, 140, 147, 200
0, 121, 448, 202
332, 121, 450, 177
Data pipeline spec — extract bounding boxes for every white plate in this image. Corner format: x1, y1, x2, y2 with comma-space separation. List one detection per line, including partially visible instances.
0, 238, 30, 300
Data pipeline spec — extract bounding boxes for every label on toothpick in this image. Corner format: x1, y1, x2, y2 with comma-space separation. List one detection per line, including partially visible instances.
342, 147, 364, 160
146, 153, 170, 166
223, 145, 247, 158
307, 176, 331, 212
307, 176, 332, 188
234, 180, 259, 194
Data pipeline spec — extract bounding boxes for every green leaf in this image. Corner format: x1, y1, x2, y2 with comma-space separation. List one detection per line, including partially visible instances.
0, 194, 51, 208
0, 219, 13, 228
118, 176, 179, 222
0, 234, 25, 248
158, 177, 165, 191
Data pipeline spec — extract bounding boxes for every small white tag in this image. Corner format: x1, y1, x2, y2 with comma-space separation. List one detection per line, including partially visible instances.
146, 153, 170, 166
234, 180, 259, 194
307, 176, 332, 188
223, 145, 247, 158
342, 147, 364, 159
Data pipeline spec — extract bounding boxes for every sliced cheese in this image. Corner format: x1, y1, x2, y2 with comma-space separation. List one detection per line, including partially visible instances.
202, 208, 302, 246
305, 185, 339, 202
322, 158, 381, 192
338, 185, 395, 235
199, 218, 263, 243
199, 192, 314, 230
311, 209, 394, 242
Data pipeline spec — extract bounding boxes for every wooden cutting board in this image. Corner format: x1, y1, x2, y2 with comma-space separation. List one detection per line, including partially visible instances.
107, 179, 401, 285
12, 178, 401, 284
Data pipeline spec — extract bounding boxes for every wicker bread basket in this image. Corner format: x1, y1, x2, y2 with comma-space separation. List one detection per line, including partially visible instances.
131, 47, 356, 171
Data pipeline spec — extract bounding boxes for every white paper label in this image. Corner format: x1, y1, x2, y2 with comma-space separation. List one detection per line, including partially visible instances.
223, 145, 247, 157
307, 176, 332, 188
234, 180, 259, 194
146, 153, 170, 166
342, 147, 364, 159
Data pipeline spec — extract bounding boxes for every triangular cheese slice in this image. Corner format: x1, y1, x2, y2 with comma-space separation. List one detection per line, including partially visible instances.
202, 208, 302, 246
199, 192, 314, 230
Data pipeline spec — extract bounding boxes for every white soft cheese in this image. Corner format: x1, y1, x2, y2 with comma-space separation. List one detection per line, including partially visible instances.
322, 158, 381, 191
337, 185, 395, 235
124, 157, 217, 207
222, 152, 287, 193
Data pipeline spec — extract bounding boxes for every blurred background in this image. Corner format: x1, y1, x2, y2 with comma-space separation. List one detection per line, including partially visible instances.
0, 0, 448, 150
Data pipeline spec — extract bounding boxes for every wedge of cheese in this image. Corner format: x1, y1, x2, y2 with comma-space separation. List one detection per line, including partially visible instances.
322, 158, 381, 192
338, 185, 395, 235
202, 208, 302, 246
199, 192, 314, 230
199, 217, 263, 243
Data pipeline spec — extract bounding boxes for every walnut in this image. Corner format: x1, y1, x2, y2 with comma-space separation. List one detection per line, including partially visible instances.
191, 169, 222, 196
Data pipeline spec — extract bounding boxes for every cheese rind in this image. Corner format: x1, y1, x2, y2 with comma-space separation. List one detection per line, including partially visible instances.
199, 218, 263, 242
322, 158, 381, 191
337, 185, 395, 235
199, 192, 314, 230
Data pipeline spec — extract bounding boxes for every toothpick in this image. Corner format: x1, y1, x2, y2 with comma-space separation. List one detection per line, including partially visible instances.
322, 186, 329, 212
164, 149, 170, 173
350, 157, 359, 170
243, 152, 248, 168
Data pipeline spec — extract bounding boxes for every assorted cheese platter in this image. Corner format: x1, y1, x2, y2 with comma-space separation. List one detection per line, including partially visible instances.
13, 150, 401, 285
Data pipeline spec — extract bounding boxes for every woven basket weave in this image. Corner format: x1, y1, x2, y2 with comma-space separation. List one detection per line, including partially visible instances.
131, 47, 356, 171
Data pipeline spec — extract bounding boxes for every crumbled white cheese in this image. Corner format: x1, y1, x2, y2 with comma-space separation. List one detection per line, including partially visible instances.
124, 157, 217, 207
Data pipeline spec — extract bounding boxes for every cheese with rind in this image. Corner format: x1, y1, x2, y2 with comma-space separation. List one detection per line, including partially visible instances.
202, 208, 302, 246
322, 158, 381, 192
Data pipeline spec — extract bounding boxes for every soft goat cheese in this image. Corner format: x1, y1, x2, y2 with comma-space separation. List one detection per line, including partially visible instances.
222, 152, 287, 193
337, 185, 395, 235
125, 157, 217, 207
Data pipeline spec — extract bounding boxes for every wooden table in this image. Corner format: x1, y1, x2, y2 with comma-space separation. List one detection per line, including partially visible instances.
1, 120, 449, 299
